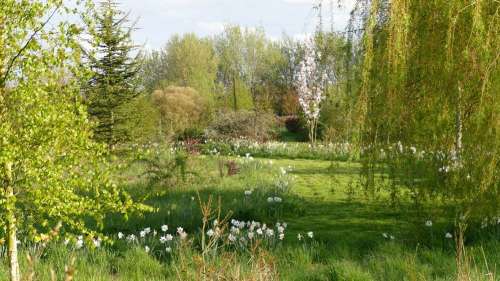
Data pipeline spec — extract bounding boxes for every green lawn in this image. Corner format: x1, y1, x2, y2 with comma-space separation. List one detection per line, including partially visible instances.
1, 153, 498, 280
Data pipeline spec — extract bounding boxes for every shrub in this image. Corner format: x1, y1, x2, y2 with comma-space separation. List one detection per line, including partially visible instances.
177, 127, 206, 142
284, 115, 306, 134
152, 86, 209, 138
115, 94, 161, 144
318, 98, 350, 143
133, 145, 192, 188
280, 89, 300, 115
205, 110, 278, 141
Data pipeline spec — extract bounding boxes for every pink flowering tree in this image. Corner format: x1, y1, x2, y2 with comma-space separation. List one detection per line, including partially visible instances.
294, 39, 328, 144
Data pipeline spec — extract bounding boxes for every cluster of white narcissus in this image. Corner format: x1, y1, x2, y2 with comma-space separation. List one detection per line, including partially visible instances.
294, 38, 327, 124
69, 221, 315, 253
296, 231, 314, 241
206, 139, 354, 159
376, 142, 476, 176
267, 196, 282, 203
481, 216, 500, 228
66, 236, 102, 249
242, 165, 291, 201
205, 219, 291, 246
115, 225, 187, 253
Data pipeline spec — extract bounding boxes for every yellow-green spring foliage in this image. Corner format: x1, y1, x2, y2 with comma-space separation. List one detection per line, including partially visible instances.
357, 0, 499, 217
0, 0, 141, 242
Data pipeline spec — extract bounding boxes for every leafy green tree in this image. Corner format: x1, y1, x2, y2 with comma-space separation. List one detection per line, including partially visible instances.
140, 49, 168, 94
273, 37, 303, 115
85, 0, 141, 147
240, 27, 267, 108
315, 32, 353, 142
0, 1, 142, 280
215, 25, 247, 111
163, 33, 218, 102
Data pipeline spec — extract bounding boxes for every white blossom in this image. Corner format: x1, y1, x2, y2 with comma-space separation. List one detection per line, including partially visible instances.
294, 38, 328, 139
228, 233, 237, 242
93, 238, 101, 248
277, 226, 285, 233
75, 238, 84, 249
126, 234, 137, 242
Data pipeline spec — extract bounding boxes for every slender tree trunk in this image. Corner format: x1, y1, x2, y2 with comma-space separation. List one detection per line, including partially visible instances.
455, 83, 463, 163
309, 118, 318, 145
232, 75, 238, 111
0, 17, 5, 89
5, 162, 20, 281
250, 86, 258, 140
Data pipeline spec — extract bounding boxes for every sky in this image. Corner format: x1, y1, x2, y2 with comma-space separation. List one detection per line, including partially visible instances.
113, 0, 356, 49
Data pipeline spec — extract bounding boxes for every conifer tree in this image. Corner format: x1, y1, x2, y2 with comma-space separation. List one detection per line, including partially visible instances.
1, 1, 144, 280
86, 0, 141, 146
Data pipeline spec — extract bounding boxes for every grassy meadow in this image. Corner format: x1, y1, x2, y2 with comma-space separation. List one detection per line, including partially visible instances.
1, 144, 497, 281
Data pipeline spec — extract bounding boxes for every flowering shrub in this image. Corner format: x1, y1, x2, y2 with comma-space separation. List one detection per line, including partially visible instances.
294, 38, 328, 144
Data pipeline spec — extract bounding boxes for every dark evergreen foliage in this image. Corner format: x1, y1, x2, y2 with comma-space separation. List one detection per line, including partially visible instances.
85, 0, 141, 146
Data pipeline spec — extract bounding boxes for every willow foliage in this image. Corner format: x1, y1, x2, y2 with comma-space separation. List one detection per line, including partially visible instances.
355, 0, 499, 218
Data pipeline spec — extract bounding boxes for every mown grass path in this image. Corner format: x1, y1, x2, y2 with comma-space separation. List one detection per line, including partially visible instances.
262, 158, 420, 249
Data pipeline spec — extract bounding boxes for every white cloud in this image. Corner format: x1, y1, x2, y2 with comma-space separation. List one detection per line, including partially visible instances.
282, 0, 317, 4
282, 0, 357, 7
293, 32, 312, 41
196, 21, 226, 34
108, 0, 355, 49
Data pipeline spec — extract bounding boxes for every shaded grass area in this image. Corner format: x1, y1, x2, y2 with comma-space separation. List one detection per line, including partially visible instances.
1, 155, 498, 280
109, 155, 498, 278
